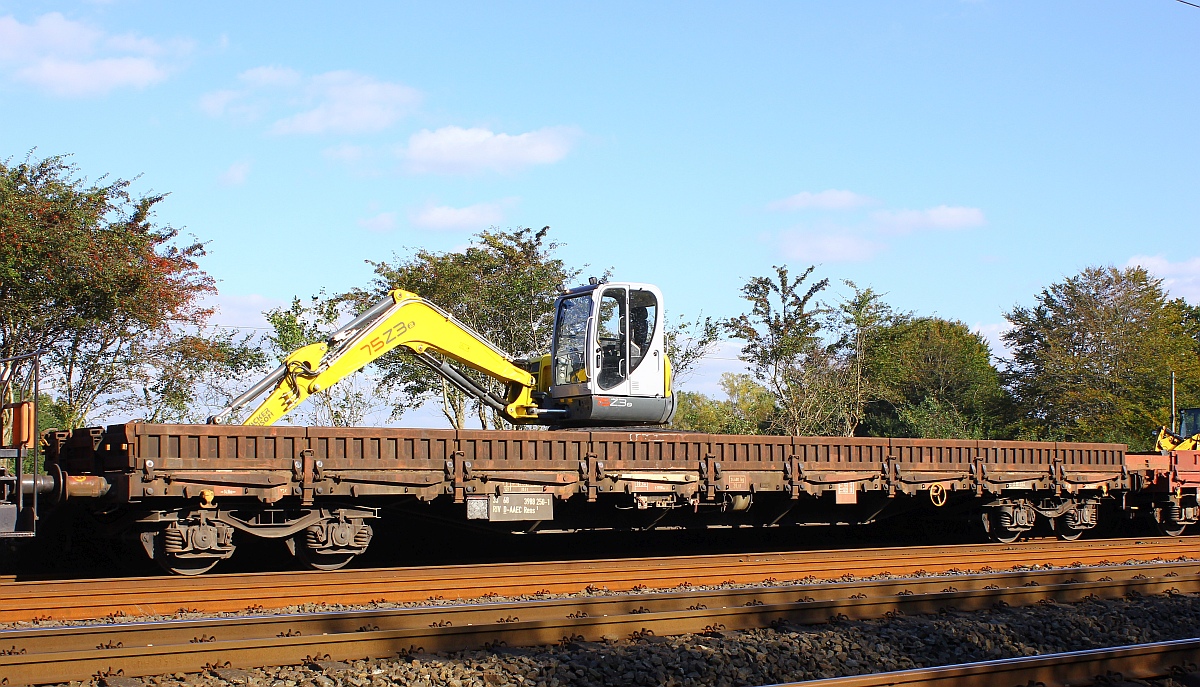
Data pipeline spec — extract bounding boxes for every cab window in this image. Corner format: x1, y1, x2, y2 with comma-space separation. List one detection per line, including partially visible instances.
597, 288, 627, 389
628, 289, 658, 373
552, 293, 592, 386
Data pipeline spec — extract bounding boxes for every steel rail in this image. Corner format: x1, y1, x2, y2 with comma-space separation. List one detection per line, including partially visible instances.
773, 638, 1200, 686
1, 562, 1197, 686
0, 536, 1194, 623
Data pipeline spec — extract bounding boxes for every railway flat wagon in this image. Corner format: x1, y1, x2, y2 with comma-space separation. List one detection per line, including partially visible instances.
8, 423, 1189, 574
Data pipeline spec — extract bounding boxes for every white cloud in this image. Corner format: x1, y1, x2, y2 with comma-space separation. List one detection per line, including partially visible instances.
218, 161, 251, 186
357, 211, 399, 233
202, 68, 421, 135
0, 13, 184, 96
409, 201, 508, 230
779, 231, 884, 262
322, 144, 369, 164
269, 71, 420, 135
199, 89, 239, 117
871, 205, 985, 233
1127, 255, 1200, 302
238, 65, 301, 88
17, 57, 167, 96
105, 32, 193, 57
403, 125, 579, 174
0, 13, 99, 60
768, 189, 874, 211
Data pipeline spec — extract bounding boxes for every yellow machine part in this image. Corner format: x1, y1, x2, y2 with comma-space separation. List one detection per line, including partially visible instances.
1157, 426, 1200, 452
244, 290, 538, 426
663, 355, 673, 397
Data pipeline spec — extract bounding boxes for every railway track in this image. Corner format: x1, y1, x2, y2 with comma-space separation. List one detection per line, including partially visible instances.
1, 536, 1195, 624
2, 560, 1197, 686
785, 637, 1200, 686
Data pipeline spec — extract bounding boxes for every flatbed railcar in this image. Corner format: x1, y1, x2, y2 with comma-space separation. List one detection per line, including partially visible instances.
2, 423, 1196, 574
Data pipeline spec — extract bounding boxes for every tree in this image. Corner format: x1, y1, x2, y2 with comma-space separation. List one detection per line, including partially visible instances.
342, 227, 582, 429
724, 265, 846, 435
0, 153, 235, 430
113, 327, 265, 424
862, 317, 1006, 439
829, 281, 897, 436
664, 313, 720, 384
1003, 265, 1200, 449
670, 373, 776, 435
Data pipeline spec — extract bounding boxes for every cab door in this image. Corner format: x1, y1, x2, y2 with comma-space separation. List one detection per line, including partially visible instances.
625, 286, 666, 397
593, 286, 631, 398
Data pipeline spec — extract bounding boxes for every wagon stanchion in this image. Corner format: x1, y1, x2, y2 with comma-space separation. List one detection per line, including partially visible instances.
0, 349, 48, 540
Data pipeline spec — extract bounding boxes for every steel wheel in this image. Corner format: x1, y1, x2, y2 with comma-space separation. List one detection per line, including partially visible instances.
1156, 519, 1188, 537
1056, 526, 1084, 541
989, 527, 1023, 544
981, 512, 1023, 544
155, 552, 223, 576
292, 535, 358, 571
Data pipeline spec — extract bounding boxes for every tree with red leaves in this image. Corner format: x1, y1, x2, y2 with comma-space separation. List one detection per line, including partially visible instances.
1, 154, 261, 430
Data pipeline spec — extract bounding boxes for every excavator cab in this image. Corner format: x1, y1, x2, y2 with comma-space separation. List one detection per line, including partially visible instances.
544, 280, 675, 426
1180, 408, 1200, 439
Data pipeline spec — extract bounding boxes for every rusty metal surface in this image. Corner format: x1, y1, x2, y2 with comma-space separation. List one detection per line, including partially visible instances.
45, 422, 1138, 506
2, 562, 1197, 686
773, 638, 1200, 687
0, 536, 1194, 623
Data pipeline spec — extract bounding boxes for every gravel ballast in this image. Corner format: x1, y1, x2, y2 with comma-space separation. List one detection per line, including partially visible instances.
49, 591, 1200, 687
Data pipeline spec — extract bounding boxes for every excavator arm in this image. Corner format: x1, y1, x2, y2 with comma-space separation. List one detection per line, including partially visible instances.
210, 289, 544, 427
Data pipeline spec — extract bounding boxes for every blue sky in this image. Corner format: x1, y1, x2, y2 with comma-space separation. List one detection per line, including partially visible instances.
4, 1, 1199, 418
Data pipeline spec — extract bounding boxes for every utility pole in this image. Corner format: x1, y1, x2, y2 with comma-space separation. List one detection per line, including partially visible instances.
1172, 371, 1178, 434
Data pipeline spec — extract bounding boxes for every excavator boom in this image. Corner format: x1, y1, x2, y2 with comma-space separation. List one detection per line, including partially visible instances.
211, 290, 541, 426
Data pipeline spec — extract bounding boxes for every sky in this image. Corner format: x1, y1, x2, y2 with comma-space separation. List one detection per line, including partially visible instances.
3, 1, 1199, 424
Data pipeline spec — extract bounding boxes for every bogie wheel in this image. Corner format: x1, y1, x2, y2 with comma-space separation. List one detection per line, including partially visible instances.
981, 512, 1024, 544
292, 534, 358, 571
155, 552, 223, 576
140, 521, 235, 576
290, 519, 372, 571
1055, 526, 1085, 541
1156, 519, 1188, 538
990, 528, 1023, 544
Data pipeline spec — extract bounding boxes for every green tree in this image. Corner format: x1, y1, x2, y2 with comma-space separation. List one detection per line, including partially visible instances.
861, 317, 1006, 439
829, 281, 897, 436
343, 227, 581, 429
724, 265, 846, 435
36, 393, 69, 434
670, 391, 726, 433
0, 154, 237, 429
670, 373, 775, 434
1003, 265, 1200, 449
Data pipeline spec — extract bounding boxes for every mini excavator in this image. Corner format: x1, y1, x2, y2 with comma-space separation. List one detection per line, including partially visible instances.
209, 280, 676, 428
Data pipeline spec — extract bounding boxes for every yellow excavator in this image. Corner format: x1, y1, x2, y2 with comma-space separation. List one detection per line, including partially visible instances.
209, 279, 675, 428
1156, 408, 1200, 451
